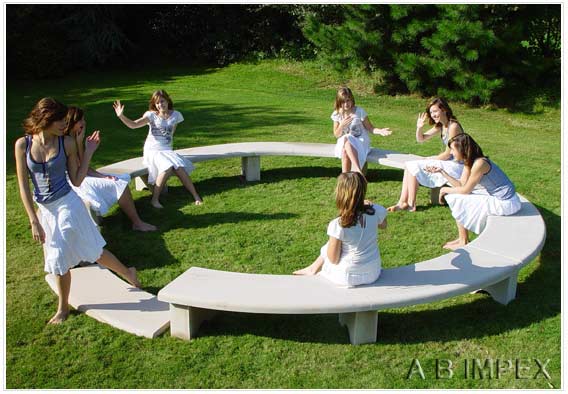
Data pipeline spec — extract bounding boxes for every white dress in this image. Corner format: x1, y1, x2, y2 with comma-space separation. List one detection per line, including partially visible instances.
37, 190, 106, 275
71, 173, 131, 215
142, 110, 194, 185
405, 129, 464, 188
331, 106, 371, 168
319, 204, 387, 287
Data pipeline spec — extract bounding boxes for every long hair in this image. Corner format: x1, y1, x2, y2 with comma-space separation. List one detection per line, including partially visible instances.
336, 172, 368, 227
22, 98, 68, 135
64, 106, 84, 136
334, 87, 356, 114
425, 97, 457, 127
149, 90, 174, 112
447, 133, 485, 167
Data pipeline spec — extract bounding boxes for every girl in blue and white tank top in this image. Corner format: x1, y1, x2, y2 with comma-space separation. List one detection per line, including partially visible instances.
388, 97, 464, 212
15, 98, 141, 325
426, 133, 521, 250
113, 90, 202, 209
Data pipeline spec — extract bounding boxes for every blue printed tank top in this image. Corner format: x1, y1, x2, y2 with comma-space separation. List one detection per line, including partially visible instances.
25, 135, 71, 203
478, 158, 516, 200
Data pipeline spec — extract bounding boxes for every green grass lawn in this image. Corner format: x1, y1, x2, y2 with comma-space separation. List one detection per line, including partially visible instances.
5, 60, 560, 389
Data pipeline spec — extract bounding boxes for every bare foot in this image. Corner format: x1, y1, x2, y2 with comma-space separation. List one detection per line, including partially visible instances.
293, 266, 318, 276
407, 205, 416, 212
48, 309, 69, 325
124, 267, 141, 288
387, 202, 409, 212
151, 200, 164, 209
194, 199, 203, 206
132, 221, 157, 232
443, 239, 467, 250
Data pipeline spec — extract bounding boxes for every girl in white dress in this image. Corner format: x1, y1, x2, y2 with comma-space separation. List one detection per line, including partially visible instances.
388, 97, 464, 212
428, 133, 521, 250
15, 98, 141, 324
332, 87, 392, 174
65, 106, 156, 231
294, 172, 388, 287
113, 90, 202, 208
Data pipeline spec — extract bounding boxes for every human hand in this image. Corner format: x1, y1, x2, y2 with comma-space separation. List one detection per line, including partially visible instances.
74, 124, 85, 141
85, 130, 101, 155
373, 127, 392, 136
340, 115, 354, 129
113, 100, 124, 117
31, 221, 45, 244
417, 112, 428, 129
424, 165, 442, 174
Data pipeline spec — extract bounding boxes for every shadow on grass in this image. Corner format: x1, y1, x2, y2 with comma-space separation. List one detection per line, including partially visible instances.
190, 204, 559, 345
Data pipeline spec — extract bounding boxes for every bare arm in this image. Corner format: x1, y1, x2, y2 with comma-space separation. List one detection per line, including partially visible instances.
113, 100, 150, 129
439, 159, 489, 203
378, 217, 387, 230
363, 116, 392, 136
14, 137, 45, 243
66, 132, 100, 187
416, 113, 440, 143
326, 236, 342, 264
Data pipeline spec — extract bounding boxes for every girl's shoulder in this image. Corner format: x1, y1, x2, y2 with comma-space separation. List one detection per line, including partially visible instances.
15, 136, 27, 152
355, 106, 368, 117
143, 110, 156, 119
331, 110, 341, 121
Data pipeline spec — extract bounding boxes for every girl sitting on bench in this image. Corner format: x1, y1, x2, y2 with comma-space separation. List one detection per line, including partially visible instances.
427, 133, 521, 250
294, 172, 387, 287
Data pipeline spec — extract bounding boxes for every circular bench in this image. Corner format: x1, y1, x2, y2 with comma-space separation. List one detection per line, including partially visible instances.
48, 142, 546, 343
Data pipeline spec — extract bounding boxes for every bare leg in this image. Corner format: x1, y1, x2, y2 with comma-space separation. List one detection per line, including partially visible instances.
388, 169, 418, 212
174, 167, 203, 205
443, 221, 470, 250
343, 140, 363, 173
151, 169, 172, 208
48, 271, 71, 324
293, 256, 324, 276
405, 172, 419, 211
97, 249, 141, 288
117, 187, 157, 231
341, 149, 351, 173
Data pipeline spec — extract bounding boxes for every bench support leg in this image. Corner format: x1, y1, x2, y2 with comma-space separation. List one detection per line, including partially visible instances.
483, 272, 518, 305
169, 304, 217, 340
430, 187, 441, 206
241, 156, 260, 181
338, 311, 378, 345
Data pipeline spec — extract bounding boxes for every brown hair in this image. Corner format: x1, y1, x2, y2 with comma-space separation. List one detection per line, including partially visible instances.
334, 87, 356, 114
447, 133, 485, 167
64, 106, 85, 136
22, 97, 68, 135
149, 90, 174, 112
425, 97, 458, 127
336, 172, 369, 227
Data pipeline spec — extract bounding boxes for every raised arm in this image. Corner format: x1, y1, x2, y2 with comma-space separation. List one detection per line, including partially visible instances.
15, 137, 44, 243
416, 112, 439, 143
113, 100, 150, 129
66, 132, 100, 187
436, 122, 464, 160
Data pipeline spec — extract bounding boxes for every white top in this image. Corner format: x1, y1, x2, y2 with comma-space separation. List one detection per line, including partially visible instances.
143, 110, 184, 151
327, 203, 387, 271
331, 106, 369, 137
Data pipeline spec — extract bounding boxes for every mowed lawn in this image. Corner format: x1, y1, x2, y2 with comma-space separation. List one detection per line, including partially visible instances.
4, 60, 560, 389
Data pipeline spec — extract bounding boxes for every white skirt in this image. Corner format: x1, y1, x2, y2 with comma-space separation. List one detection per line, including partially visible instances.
72, 173, 130, 215
37, 190, 106, 276
143, 149, 194, 185
406, 159, 464, 188
334, 133, 371, 168
318, 243, 381, 287
445, 190, 522, 234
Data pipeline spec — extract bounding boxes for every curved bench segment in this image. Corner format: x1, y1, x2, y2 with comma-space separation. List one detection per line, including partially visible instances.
82, 141, 546, 344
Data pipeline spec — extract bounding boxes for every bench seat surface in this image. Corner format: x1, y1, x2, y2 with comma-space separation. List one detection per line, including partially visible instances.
45, 264, 170, 338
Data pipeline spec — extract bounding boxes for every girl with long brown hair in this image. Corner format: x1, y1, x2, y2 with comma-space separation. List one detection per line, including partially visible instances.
294, 172, 387, 287
15, 98, 141, 324
113, 90, 202, 208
